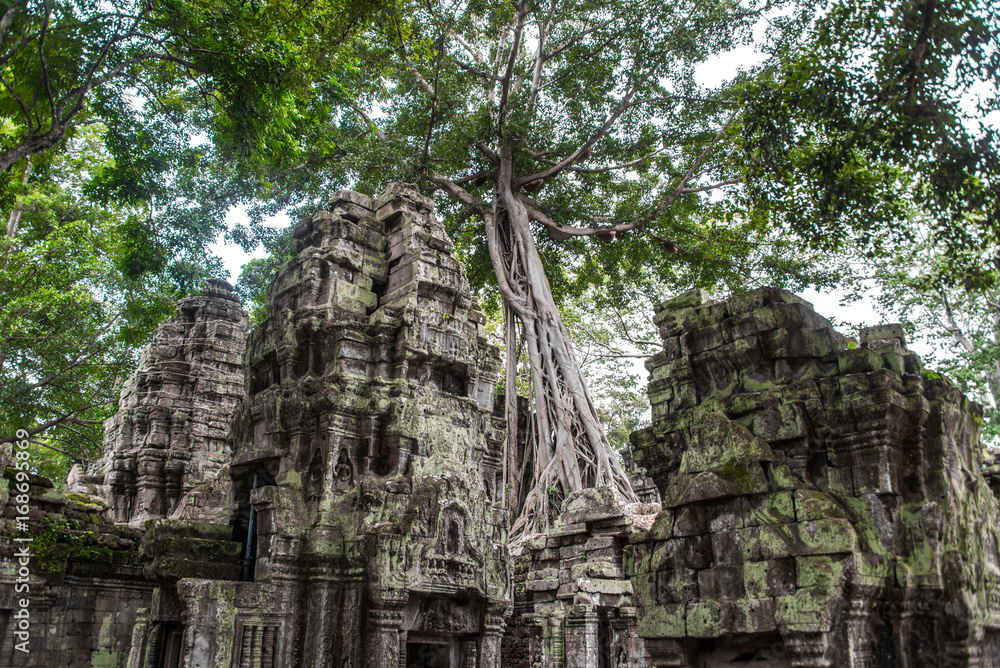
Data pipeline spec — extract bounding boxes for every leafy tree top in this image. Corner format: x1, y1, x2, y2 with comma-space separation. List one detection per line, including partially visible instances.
223, 0, 989, 315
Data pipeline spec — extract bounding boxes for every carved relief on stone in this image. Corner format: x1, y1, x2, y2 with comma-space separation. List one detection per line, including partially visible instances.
414, 501, 485, 596
100, 280, 248, 523
137, 187, 508, 668
403, 596, 482, 636
334, 447, 354, 489
234, 617, 282, 668
306, 448, 325, 504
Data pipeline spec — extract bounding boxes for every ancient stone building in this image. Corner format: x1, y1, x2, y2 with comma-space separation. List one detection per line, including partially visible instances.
623, 288, 1000, 666
151, 184, 510, 668
502, 288, 1000, 667
0, 475, 151, 667
101, 278, 249, 524
3, 190, 1000, 668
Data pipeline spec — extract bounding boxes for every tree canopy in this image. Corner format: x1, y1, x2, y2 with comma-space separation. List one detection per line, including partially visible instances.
0, 0, 398, 457
743, 0, 999, 283
0, 127, 173, 457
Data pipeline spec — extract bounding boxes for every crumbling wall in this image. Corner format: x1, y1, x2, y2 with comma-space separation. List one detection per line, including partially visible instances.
629, 287, 1000, 667
101, 278, 248, 525
0, 473, 151, 668
502, 487, 657, 668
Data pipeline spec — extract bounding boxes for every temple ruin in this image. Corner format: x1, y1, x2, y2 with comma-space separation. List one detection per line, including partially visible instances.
1, 184, 998, 667
101, 277, 249, 525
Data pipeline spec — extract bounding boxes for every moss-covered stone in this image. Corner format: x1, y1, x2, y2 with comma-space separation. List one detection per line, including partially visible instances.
630, 287, 1000, 667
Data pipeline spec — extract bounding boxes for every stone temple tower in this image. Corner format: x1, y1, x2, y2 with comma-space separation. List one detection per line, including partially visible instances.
168, 184, 509, 667
101, 278, 248, 524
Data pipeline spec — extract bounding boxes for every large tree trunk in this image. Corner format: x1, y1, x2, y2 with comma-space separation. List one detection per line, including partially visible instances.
488, 150, 636, 536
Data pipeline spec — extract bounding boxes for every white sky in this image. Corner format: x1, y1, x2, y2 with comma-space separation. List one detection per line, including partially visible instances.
209, 206, 290, 281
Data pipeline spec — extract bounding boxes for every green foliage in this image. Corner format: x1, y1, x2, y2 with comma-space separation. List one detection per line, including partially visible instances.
742, 0, 999, 284
0, 128, 177, 462
195, 0, 843, 315
235, 226, 297, 324
841, 224, 1000, 445
382, 0, 837, 304
23, 444, 74, 485
0, 0, 398, 458
555, 293, 658, 452
19, 516, 115, 572
0, 0, 401, 292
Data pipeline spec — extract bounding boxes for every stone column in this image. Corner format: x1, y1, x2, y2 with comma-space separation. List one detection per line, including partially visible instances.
542, 614, 566, 668
108, 456, 136, 522
364, 591, 407, 668
610, 611, 647, 668
125, 608, 150, 668
564, 606, 599, 668
479, 611, 506, 668
844, 597, 875, 668
142, 622, 164, 668
163, 458, 186, 512
461, 641, 478, 667
896, 598, 920, 668
300, 576, 335, 668
135, 453, 165, 521
336, 582, 363, 661
784, 631, 831, 667
397, 633, 408, 668
176, 583, 217, 668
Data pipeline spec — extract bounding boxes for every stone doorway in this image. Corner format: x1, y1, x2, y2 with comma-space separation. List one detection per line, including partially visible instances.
158, 622, 184, 668
696, 646, 794, 667
405, 641, 451, 667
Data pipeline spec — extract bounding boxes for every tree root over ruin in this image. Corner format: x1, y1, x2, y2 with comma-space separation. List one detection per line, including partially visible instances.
488, 152, 637, 538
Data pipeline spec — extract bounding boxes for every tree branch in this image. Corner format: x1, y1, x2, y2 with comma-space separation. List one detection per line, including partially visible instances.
477, 142, 499, 164
410, 66, 436, 96
26, 439, 83, 461
680, 177, 742, 194
527, 0, 558, 113
6, 153, 31, 236
0, 67, 35, 133
37, 1, 56, 124
426, 171, 486, 213
544, 18, 615, 62
497, 0, 528, 125
0, 407, 104, 445
350, 102, 386, 141
569, 148, 667, 174
0, 2, 20, 49
517, 114, 746, 245
452, 57, 501, 81
450, 30, 485, 65
515, 62, 654, 186
940, 288, 975, 353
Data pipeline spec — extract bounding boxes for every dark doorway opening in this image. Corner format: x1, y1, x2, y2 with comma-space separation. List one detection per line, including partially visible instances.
598, 613, 612, 668
158, 622, 184, 668
406, 642, 450, 668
